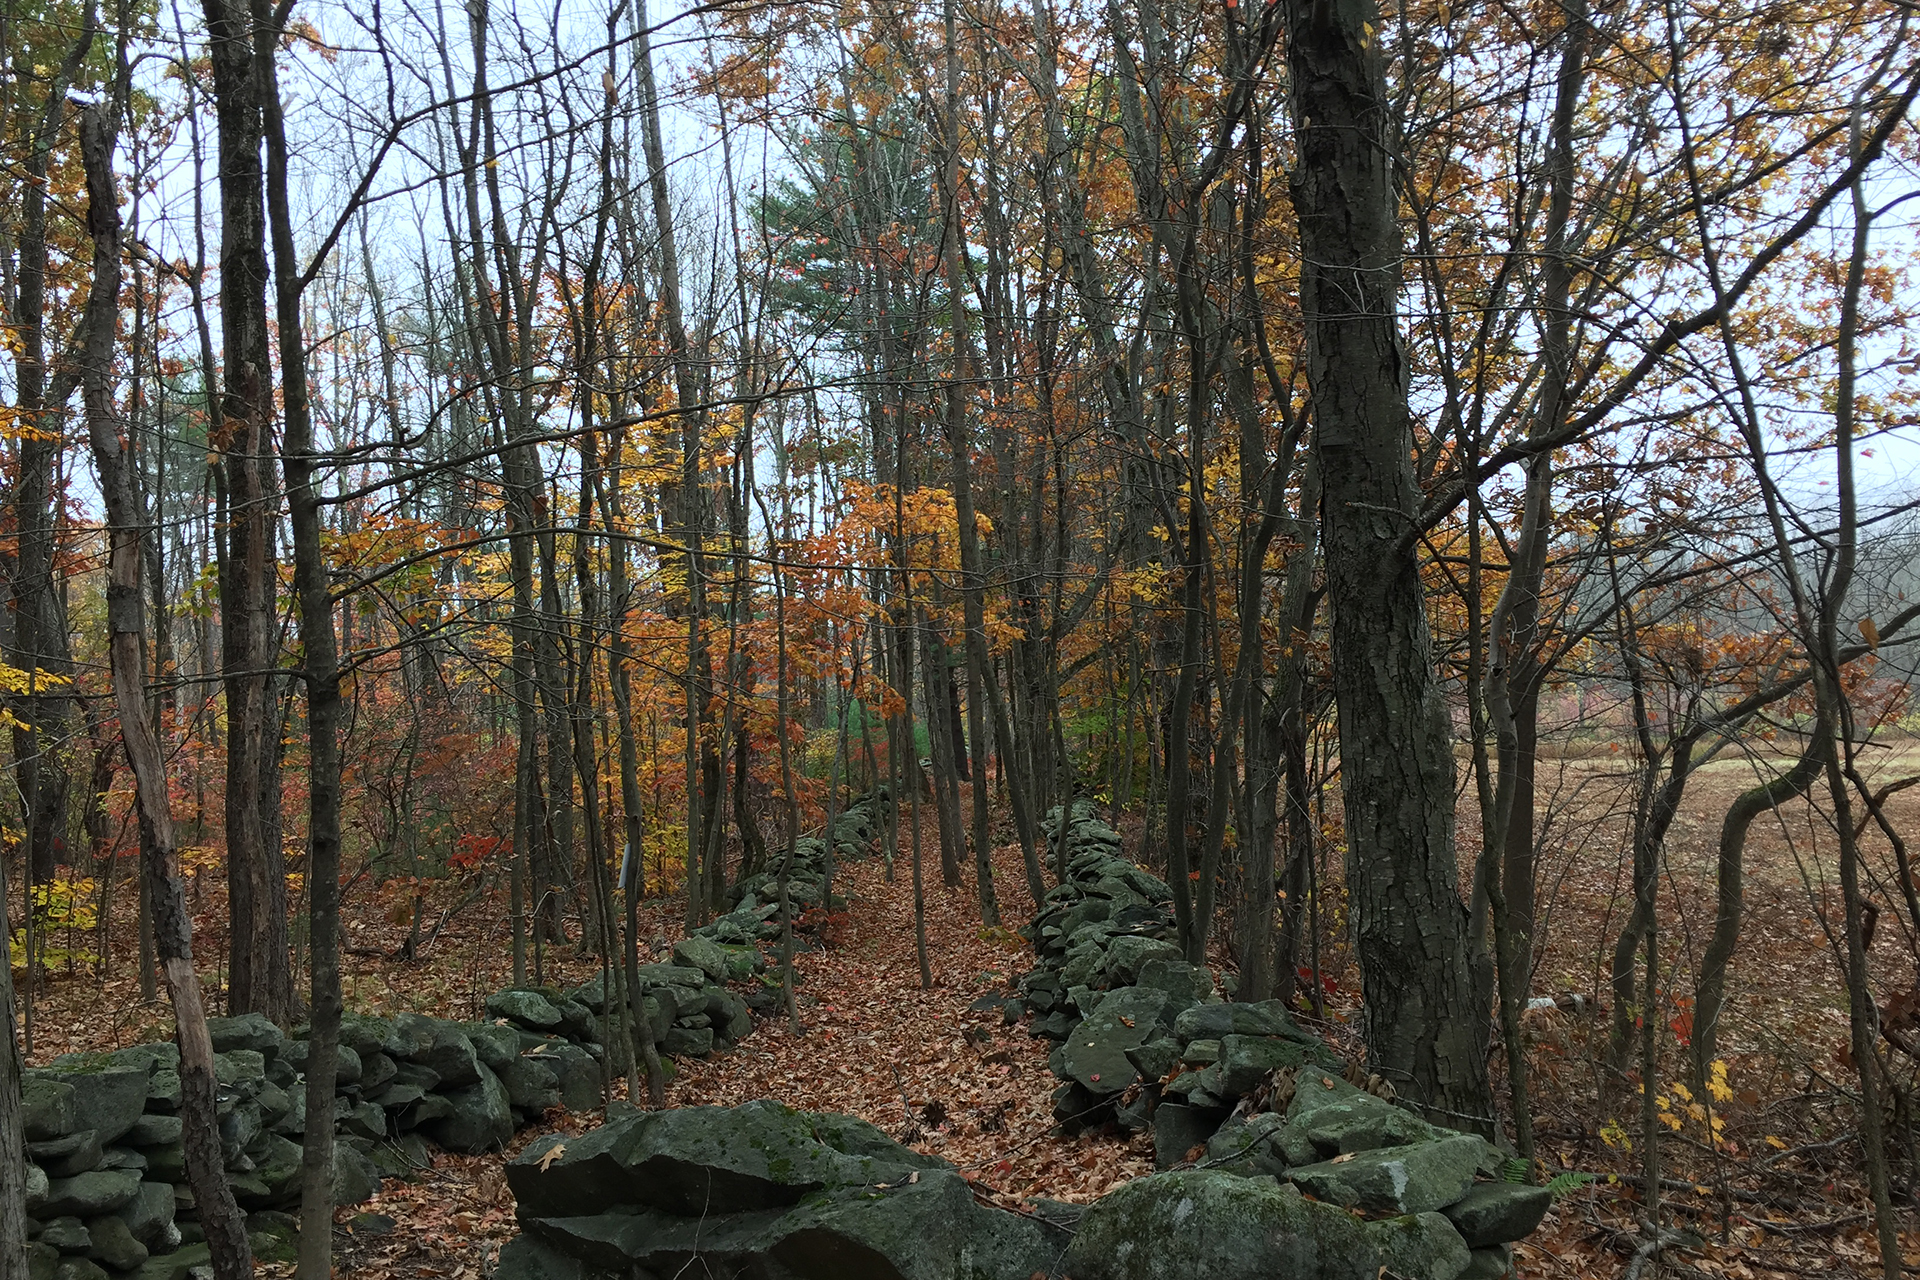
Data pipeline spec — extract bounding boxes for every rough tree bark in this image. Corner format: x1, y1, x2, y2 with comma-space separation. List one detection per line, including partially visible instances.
201, 0, 293, 1023
1287, 0, 1491, 1125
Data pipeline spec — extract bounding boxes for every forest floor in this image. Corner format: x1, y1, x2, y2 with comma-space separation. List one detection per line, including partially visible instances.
17, 758, 1920, 1278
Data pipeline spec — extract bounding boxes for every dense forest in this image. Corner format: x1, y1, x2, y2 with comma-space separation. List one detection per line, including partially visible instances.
1, 0, 1918, 1275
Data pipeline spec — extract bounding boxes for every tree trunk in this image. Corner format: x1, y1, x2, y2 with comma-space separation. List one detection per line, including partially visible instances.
1287, 0, 1490, 1124
257, 25, 347, 1271
78, 103, 255, 1280
202, 0, 292, 1024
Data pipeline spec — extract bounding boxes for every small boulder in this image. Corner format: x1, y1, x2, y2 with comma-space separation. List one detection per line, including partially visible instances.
467, 1023, 522, 1072
86, 1214, 149, 1272
1441, 1183, 1553, 1248
493, 1234, 597, 1280
333, 1142, 383, 1206
424, 1062, 513, 1153
122, 1116, 181, 1148
134, 1241, 211, 1280
1216, 1034, 1319, 1096
40, 1217, 91, 1253
34, 1067, 150, 1147
422, 1029, 482, 1089
110, 1181, 176, 1248
206, 1013, 285, 1057
1151, 1102, 1221, 1169
662, 1026, 713, 1057
500, 1054, 562, 1114
487, 990, 564, 1032
23, 1076, 77, 1142
1461, 1244, 1515, 1279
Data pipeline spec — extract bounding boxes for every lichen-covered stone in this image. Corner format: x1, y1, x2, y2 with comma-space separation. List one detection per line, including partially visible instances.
1368, 1212, 1472, 1280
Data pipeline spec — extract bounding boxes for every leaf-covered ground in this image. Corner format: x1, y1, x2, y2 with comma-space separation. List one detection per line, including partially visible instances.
18, 783, 1918, 1278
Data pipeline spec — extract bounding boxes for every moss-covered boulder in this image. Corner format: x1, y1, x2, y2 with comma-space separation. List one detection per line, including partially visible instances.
1062, 1169, 1379, 1280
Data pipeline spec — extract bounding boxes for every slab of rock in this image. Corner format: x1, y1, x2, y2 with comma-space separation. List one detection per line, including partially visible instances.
1288, 1134, 1489, 1215
1060, 986, 1170, 1098
1368, 1212, 1472, 1280
38, 1170, 142, 1219
30, 1130, 103, 1179
508, 1101, 948, 1220
1442, 1183, 1553, 1247
1063, 1169, 1379, 1280
33, 1066, 150, 1147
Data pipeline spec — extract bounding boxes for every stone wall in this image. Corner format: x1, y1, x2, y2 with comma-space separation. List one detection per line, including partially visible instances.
19, 949, 760, 1280
15, 791, 903, 1280
484, 802, 1557, 1280
692, 787, 893, 948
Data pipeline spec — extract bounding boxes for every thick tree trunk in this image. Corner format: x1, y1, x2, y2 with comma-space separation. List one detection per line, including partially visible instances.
202, 0, 292, 1024
1287, 0, 1491, 1124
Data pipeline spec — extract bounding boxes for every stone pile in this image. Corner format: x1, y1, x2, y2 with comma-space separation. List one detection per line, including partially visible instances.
485, 798, 1555, 1280
564, 936, 763, 1058
695, 786, 894, 948
1007, 801, 1549, 1280
17, 956, 765, 1280
1017, 803, 1337, 1138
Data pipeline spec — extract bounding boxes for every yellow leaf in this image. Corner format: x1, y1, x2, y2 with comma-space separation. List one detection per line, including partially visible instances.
537, 1142, 566, 1171
1861, 617, 1880, 650
1764, 1135, 1787, 1150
